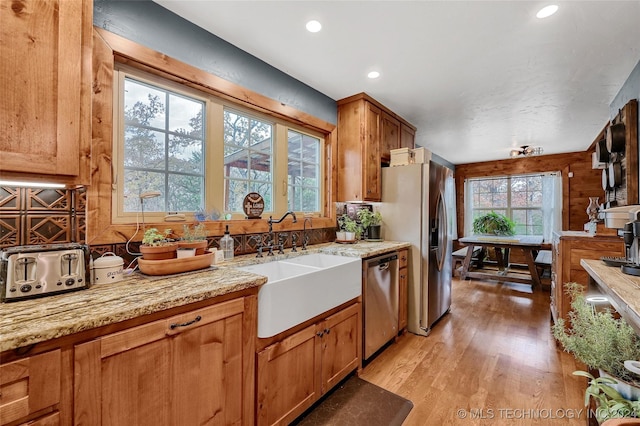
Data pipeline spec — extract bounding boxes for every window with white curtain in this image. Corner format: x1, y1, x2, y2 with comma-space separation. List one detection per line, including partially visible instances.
464, 172, 562, 242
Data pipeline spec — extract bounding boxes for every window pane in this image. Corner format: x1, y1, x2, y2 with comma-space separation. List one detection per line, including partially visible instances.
287, 130, 320, 212
123, 170, 165, 212
168, 174, 203, 211
122, 77, 205, 212
224, 109, 273, 212
124, 79, 166, 129
470, 174, 545, 237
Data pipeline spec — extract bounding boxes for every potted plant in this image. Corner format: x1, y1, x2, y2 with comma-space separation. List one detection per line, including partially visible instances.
178, 223, 208, 255
337, 214, 358, 241
140, 228, 177, 260
573, 370, 640, 424
553, 283, 640, 400
472, 211, 515, 236
357, 208, 383, 240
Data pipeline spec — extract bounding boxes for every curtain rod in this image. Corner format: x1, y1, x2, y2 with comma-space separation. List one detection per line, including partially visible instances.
465, 171, 560, 183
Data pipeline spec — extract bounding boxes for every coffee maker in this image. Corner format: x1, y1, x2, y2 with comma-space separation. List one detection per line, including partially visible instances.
602, 205, 640, 276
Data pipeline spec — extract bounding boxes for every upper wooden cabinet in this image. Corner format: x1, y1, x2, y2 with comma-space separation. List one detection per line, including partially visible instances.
400, 123, 416, 150
337, 93, 416, 202
0, 0, 92, 185
380, 112, 400, 163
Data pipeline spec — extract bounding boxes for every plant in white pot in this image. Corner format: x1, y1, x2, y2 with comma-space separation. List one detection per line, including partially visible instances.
553, 283, 640, 401
336, 214, 358, 241
178, 223, 208, 255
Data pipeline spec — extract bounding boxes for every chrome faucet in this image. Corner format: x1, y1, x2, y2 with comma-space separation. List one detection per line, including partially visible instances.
302, 217, 313, 250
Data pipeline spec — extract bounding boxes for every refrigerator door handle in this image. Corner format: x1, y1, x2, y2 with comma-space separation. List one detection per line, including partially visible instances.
435, 191, 448, 271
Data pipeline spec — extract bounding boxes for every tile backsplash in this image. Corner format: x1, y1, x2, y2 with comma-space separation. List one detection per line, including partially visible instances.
1, 186, 336, 263
0, 186, 85, 247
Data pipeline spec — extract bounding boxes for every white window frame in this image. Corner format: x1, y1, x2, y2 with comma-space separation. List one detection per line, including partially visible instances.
112, 66, 325, 224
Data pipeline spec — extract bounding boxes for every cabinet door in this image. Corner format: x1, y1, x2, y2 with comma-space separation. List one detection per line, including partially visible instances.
380, 112, 400, 163
0, 350, 61, 426
363, 103, 381, 201
398, 268, 408, 332
0, 0, 91, 184
74, 299, 246, 426
400, 123, 415, 149
320, 303, 360, 393
256, 324, 320, 426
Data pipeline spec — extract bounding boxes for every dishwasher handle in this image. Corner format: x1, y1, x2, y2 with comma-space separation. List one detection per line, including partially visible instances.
367, 254, 398, 268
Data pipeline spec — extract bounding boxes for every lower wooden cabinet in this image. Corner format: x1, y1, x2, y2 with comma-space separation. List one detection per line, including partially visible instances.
551, 232, 624, 324
256, 302, 360, 426
398, 249, 408, 332
0, 350, 61, 426
74, 298, 250, 426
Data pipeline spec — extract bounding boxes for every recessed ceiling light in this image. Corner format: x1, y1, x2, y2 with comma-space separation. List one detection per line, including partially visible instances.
536, 4, 558, 19
306, 20, 322, 33
367, 71, 380, 79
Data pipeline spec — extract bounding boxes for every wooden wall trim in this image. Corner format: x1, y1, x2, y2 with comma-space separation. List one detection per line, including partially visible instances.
95, 27, 335, 135
87, 28, 337, 245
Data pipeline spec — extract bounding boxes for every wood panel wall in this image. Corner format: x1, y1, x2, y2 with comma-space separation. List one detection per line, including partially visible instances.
455, 151, 602, 240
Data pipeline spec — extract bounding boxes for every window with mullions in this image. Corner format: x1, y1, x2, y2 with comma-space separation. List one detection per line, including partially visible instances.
469, 175, 543, 235
223, 109, 273, 212
122, 77, 205, 213
287, 130, 320, 212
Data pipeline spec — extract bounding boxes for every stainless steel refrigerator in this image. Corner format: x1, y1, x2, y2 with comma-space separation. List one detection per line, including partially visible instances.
380, 161, 455, 336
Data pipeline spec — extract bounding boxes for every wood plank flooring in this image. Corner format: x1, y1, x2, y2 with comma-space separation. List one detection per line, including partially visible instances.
359, 278, 588, 425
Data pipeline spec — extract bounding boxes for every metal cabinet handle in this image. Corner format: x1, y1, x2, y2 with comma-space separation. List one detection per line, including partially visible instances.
316, 331, 324, 337
170, 315, 202, 330
324, 328, 330, 335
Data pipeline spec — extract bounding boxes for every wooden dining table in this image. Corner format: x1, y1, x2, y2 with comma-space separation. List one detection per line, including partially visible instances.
457, 235, 544, 289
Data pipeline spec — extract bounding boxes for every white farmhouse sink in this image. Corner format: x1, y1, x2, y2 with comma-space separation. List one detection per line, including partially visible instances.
238, 253, 362, 338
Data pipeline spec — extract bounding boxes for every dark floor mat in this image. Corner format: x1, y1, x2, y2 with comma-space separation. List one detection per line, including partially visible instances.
292, 376, 413, 426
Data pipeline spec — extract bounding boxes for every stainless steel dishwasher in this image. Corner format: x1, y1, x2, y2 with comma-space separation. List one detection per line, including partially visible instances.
363, 252, 399, 360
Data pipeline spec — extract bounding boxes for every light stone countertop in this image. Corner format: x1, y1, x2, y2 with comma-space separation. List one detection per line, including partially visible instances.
581, 259, 640, 335
0, 240, 409, 353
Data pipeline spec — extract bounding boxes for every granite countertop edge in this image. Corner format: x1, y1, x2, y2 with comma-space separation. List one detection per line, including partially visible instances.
1, 241, 409, 353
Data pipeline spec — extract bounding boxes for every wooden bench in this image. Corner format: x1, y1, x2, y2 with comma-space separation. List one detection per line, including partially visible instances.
534, 250, 552, 287
452, 246, 482, 277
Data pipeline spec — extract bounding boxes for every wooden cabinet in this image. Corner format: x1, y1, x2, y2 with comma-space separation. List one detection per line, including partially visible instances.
0, 350, 61, 426
0, 0, 92, 185
256, 303, 360, 426
74, 298, 250, 426
337, 93, 416, 202
551, 232, 624, 324
380, 112, 400, 163
398, 249, 409, 332
400, 123, 415, 150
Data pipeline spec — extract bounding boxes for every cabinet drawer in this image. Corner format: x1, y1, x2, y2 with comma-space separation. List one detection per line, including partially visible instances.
0, 350, 61, 426
398, 249, 408, 269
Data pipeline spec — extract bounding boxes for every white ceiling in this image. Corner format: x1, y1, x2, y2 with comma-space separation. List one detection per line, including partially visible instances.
153, 0, 640, 165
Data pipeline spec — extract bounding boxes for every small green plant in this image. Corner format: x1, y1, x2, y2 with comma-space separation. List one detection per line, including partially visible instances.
181, 223, 207, 241
573, 370, 640, 423
357, 209, 382, 229
472, 211, 515, 236
553, 282, 640, 385
142, 228, 172, 246
337, 214, 359, 234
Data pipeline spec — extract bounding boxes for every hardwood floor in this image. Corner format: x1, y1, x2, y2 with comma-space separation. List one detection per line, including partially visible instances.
359, 278, 587, 425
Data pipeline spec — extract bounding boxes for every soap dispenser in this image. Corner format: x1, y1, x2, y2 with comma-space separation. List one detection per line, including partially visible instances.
220, 225, 234, 260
